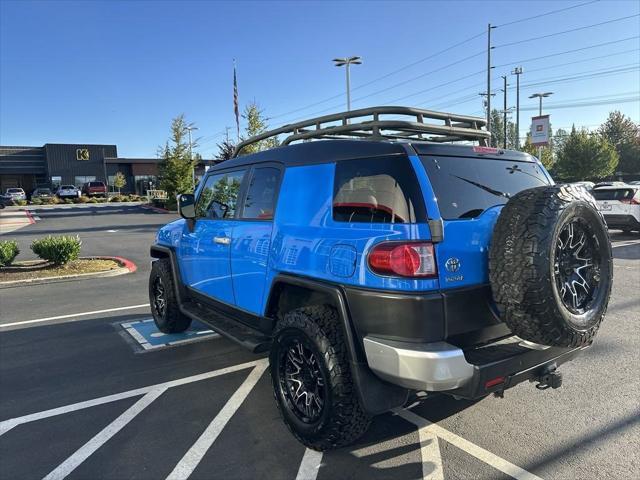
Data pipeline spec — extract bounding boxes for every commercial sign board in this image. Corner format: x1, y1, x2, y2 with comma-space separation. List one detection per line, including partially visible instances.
530, 115, 550, 146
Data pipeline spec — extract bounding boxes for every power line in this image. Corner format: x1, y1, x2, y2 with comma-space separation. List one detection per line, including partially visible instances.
494, 13, 640, 49
493, 35, 640, 69
268, 31, 485, 121
495, 0, 600, 28
520, 95, 639, 111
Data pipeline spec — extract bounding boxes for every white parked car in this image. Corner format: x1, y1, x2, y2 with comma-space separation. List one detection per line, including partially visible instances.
57, 185, 81, 199
592, 185, 640, 234
4, 187, 26, 202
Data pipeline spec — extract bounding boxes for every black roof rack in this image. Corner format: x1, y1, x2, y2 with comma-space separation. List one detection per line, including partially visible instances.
232, 106, 490, 157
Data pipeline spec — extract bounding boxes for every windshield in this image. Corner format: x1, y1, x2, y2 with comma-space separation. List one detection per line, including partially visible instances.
7, 188, 23, 194
420, 155, 550, 220
592, 188, 637, 201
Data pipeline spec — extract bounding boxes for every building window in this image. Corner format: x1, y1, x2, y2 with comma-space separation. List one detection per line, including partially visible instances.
134, 175, 158, 195
74, 176, 96, 187
51, 176, 62, 188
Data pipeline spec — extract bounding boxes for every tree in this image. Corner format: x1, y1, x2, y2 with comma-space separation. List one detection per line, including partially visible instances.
158, 114, 198, 205
521, 133, 554, 169
598, 111, 640, 174
215, 139, 236, 162
113, 171, 126, 196
488, 109, 518, 149
554, 127, 619, 182
237, 101, 279, 155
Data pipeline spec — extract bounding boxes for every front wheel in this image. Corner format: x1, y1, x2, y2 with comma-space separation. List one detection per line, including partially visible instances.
270, 305, 370, 450
149, 259, 191, 333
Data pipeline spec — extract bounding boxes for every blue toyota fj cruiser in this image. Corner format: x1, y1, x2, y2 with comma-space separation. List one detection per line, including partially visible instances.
149, 107, 612, 450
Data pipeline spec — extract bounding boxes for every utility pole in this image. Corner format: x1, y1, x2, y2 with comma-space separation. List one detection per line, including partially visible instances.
511, 66, 523, 148
486, 23, 496, 133
502, 75, 508, 149
186, 124, 199, 187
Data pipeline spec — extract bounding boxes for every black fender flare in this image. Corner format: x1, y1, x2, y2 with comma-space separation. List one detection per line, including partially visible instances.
150, 245, 188, 305
267, 274, 409, 415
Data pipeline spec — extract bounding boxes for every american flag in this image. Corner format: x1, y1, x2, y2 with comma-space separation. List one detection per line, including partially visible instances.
233, 61, 240, 140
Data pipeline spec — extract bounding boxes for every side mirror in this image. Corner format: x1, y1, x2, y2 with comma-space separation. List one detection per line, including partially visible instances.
178, 193, 196, 219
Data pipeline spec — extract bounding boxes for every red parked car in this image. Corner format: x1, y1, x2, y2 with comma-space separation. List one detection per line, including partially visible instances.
82, 181, 107, 197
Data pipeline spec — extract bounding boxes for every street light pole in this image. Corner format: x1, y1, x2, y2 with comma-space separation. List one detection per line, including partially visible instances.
186, 125, 199, 187
333, 56, 362, 111
511, 66, 523, 148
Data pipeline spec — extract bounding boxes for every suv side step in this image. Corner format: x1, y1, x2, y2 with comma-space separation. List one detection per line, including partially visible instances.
180, 300, 272, 353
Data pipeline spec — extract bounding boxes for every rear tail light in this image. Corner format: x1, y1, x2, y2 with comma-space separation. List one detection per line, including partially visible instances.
485, 376, 506, 389
368, 242, 437, 278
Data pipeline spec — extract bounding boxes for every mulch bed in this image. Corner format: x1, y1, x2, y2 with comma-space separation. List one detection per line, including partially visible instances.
0, 259, 121, 282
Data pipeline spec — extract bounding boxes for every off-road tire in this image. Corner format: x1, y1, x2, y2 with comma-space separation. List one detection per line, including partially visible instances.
489, 184, 613, 348
149, 259, 191, 333
270, 305, 371, 450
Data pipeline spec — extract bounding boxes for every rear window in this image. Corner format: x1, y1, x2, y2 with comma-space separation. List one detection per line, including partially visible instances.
333, 157, 426, 224
88, 182, 105, 187
61, 185, 75, 189
592, 188, 637, 201
7, 188, 23, 193
420, 156, 550, 220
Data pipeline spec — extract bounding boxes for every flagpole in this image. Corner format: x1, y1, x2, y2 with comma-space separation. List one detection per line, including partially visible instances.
233, 59, 240, 142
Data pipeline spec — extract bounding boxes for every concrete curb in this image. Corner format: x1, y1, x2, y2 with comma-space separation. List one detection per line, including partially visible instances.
0, 256, 137, 288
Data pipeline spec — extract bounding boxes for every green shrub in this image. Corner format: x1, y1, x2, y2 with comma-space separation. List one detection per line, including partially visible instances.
0, 240, 20, 266
110, 195, 123, 202
78, 196, 89, 203
31, 235, 82, 266
88, 198, 98, 203
16, 200, 27, 206
30, 198, 43, 205
64, 198, 74, 204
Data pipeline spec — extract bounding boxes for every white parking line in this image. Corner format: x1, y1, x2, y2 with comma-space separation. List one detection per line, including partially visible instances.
0, 359, 264, 437
43, 388, 167, 480
0, 304, 150, 328
396, 409, 543, 480
166, 361, 269, 480
295, 448, 323, 480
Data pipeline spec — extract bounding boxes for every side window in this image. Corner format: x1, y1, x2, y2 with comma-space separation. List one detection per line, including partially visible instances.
333, 157, 426, 224
241, 167, 280, 220
196, 170, 245, 219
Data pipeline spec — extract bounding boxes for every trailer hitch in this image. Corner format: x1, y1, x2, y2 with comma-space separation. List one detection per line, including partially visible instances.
534, 365, 563, 390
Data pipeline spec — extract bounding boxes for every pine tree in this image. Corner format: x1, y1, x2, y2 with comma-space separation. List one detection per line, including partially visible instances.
158, 114, 198, 206
598, 111, 640, 174
237, 102, 279, 155
554, 127, 619, 182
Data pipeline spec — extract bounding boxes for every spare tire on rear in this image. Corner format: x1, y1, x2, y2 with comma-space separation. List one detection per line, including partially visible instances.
489, 184, 612, 348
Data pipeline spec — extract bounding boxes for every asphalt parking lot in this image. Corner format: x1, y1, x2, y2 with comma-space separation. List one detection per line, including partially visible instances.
1, 205, 639, 480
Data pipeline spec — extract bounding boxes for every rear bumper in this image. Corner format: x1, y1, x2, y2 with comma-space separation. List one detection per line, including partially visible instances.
603, 214, 640, 229
363, 335, 585, 398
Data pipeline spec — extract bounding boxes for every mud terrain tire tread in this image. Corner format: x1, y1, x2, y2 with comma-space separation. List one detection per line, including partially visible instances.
270, 305, 371, 450
489, 184, 612, 348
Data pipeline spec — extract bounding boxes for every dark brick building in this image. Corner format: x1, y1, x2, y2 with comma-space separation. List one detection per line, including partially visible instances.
0, 143, 213, 195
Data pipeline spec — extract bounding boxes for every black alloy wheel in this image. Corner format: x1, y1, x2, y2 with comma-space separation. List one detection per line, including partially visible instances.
277, 333, 327, 424
553, 219, 602, 317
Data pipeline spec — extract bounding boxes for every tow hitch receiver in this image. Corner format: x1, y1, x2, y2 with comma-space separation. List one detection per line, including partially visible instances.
533, 366, 563, 390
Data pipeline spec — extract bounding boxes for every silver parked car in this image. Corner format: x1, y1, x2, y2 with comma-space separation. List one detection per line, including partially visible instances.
4, 188, 26, 202
57, 184, 81, 199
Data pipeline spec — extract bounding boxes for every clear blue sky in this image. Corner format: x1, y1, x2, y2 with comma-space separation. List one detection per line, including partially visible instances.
1, 0, 638, 157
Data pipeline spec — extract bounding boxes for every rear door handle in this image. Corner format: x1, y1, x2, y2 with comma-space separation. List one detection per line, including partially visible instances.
213, 236, 231, 245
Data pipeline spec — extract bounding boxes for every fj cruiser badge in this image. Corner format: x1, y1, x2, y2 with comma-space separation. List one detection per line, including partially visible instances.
445, 257, 461, 273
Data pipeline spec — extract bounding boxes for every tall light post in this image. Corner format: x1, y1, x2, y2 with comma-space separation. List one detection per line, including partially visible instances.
529, 92, 553, 116
529, 92, 553, 160
186, 124, 199, 187
511, 66, 523, 148
333, 56, 362, 111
